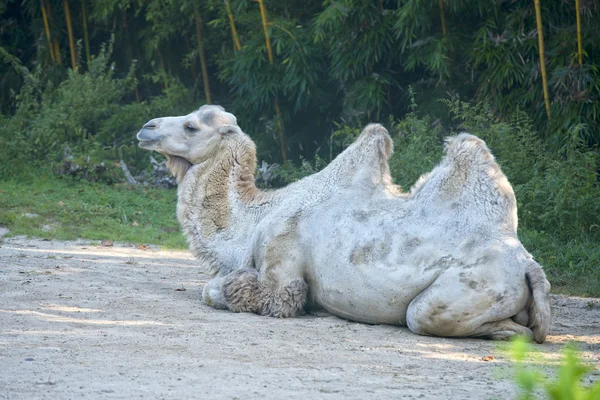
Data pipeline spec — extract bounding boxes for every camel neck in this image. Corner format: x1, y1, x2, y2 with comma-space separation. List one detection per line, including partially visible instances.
174, 136, 277, 275
177, 136, 269, 240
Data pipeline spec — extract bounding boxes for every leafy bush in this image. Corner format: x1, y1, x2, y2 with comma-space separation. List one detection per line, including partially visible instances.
0, 40, 193, 181
510, 337, 600, 400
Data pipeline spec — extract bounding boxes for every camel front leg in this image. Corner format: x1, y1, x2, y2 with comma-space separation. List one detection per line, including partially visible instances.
221, 268, 308, 318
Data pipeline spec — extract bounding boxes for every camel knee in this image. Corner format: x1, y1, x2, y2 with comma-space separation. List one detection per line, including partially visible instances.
260, 278, 308, 318
406, 301, 469, 337
221, 269, 308, 318
222, 268, 263, 313
406, 302, 438, 336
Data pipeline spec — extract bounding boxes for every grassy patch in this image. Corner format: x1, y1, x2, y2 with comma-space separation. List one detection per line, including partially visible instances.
520, 229, 600, 298
0, 176, 187, 249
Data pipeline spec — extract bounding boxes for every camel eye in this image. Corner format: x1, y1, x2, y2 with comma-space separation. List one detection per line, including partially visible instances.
185, 123, 198, 133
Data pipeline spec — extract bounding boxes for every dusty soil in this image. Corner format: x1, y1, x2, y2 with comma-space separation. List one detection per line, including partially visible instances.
1, 237, 598, 399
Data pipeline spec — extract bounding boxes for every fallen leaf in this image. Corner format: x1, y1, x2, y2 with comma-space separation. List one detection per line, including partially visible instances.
137, 245, 147, 250
57, 201, 65, 207
131, 221, 139, 227
101, 239, 113, 247
175, 287, 186, 292
481, 355, 494, 361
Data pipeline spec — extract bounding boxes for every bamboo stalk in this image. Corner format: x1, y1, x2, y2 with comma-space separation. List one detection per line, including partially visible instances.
40, 0, 55, 62
53, 39, 63, 64
184, 32, 198, 81
120, 7, 139, 101
63, 0, 77, 70
194, 6, 212, 104
438, 0, 447, 36
534, 0, 551, 118
81, 0, 90, 67
45, 0, 63, 65
575, 0, 583, 65
122, 8, 133, 64
224, 0, 241, 51
258, 0, 274, 63
257, 0, 286, 163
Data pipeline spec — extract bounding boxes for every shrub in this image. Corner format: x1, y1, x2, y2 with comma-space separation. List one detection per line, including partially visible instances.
510, 337, 600, 400
0, 40, 193, 181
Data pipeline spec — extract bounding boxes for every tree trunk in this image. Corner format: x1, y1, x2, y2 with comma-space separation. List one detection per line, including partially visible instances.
63, 0, 77, 70
194, 6, 212, 104
257, 0, 286, 163
533, 0, 551, 118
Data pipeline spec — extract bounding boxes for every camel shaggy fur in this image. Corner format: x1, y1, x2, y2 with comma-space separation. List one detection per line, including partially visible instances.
137, 105, 551, 343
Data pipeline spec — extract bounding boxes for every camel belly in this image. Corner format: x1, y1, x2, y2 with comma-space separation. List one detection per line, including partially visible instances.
307, 263, 438, 326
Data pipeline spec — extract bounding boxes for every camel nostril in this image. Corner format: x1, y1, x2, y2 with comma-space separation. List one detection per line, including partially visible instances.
143, 122, 157, 129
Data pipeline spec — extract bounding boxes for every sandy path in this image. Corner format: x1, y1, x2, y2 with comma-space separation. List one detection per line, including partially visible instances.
0, 237, 598, 399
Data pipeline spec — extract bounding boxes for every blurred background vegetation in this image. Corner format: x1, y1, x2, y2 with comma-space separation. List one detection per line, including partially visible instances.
0, 0, 598, 295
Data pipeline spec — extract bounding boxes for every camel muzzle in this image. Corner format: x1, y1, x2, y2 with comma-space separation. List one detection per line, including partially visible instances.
137, 128, 164, 144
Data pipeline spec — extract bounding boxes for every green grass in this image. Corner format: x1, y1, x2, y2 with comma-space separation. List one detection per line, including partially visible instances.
0, 176, 187, 249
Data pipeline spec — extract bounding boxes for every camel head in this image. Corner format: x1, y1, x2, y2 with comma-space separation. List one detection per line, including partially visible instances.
137, 105, 244, 181
137, 105, 240, 163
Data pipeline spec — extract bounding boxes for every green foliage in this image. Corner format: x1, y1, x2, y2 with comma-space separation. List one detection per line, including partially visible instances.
272, 155, 328, 185
510, 337, 600, 400
0, 40, 192, 180
0, 176, 186, 248
387, 108, 442, 189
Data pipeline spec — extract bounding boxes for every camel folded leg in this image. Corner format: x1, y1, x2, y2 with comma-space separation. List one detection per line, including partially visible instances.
220, 268, 308, 318
406, 268, 531, 341
466, 318, 533, 341
407, 299, 532, 341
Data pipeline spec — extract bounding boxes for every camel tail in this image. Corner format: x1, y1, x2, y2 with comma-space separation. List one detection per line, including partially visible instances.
525, 263, 552, 343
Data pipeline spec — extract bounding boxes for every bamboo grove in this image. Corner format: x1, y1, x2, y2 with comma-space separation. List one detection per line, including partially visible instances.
1, 0, 600, 163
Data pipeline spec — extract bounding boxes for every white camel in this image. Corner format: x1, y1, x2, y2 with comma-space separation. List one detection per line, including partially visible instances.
137, 105, 551, 343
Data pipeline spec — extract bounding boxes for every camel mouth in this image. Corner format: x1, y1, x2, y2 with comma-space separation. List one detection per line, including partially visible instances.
137, 140, 161, 150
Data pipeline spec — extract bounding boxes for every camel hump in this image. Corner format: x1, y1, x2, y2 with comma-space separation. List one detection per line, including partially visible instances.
526, 262, 552, 343
443, 133, 495, 166
357, 123, 394, 159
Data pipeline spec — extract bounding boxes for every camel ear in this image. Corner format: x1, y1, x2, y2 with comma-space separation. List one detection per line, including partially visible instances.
218, 125, 241, 136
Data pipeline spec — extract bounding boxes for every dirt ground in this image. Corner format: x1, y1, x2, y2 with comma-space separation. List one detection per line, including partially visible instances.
0, 236, 598, 400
